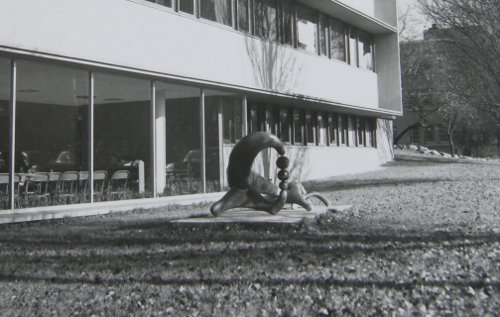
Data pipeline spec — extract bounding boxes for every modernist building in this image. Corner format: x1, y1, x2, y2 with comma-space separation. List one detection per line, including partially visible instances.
0, 0, 401, 222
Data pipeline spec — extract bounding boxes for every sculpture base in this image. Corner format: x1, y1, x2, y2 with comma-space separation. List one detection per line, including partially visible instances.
173, 205, 352, 224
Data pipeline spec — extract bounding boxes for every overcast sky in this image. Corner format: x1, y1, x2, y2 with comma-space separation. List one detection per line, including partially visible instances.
397, 0, 431, 38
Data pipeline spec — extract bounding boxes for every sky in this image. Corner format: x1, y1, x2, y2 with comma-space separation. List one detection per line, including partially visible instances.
397, 0, 432, 39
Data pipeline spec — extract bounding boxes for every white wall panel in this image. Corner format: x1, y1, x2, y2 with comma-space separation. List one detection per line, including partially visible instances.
0, 0, 379, 110
334, 0, 375, 16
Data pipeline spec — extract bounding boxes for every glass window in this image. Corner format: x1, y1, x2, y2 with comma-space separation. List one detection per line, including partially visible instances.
146, 0, 172, 7
296, 4, 318, 54
248, 105, 258, 134
94, 72, 152, 200
16, 60, 89, 206
329, 18, 346, 62
328, 114, 338, 146
0, 59, 9, 173
157, 83, 202, 196
409, 126, 419, 144
281, 0, 294, 46
0, 58, 11, 210
358, 30, 374, 71
247, 102, 265, 133
347, 116, 356, 146
366, 118, 376, 147
265, 105, 279, 135
222, 97, 243, 144
305, 111, 316, 144
179, 0, 194, 14
279, 107, 292, 143
200, 0, 232, 26
254, 0, 279, 42
237, 0, 250, 32
348, 27, 358, 66
318, 14, 328, 56
437, 125, 449, 143
317, 113, 327, 145
356, 117, 366, 146
339, 114, 348, 145
424, 125, 435, 143
293, 109, 304, 145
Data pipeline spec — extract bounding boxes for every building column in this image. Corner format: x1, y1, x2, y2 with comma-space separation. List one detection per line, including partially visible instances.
155, 90, 167, 195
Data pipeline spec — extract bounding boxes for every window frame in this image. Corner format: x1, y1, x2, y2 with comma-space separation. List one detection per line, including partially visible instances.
199, 0, 234, 27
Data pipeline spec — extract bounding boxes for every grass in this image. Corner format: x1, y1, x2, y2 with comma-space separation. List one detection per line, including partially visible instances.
0, 160, 499, 316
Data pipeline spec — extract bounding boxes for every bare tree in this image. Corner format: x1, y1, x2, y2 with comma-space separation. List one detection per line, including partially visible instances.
398, 4, 422, 41
418, 0, 500, 146
395, 7, 438, 144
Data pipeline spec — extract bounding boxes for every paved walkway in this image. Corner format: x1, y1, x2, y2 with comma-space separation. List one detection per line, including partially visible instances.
172, 205, 352, 224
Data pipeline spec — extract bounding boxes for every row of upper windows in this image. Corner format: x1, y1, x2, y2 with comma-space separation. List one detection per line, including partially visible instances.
144, 0, 375, 71
246, 102, 377, 147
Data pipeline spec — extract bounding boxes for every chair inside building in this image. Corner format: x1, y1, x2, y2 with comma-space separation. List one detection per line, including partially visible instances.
106, 170, 130, 201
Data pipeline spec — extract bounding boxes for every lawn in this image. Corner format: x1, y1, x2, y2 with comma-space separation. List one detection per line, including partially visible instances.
0, 160, 499, 316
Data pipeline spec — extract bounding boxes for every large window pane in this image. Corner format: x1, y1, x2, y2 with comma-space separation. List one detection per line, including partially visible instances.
297, 5, 318, 54
339, 114, 347, 145
279, 107, 292, 143
281, 0, 294, 46
200, 0, 232, 26
247, 102, 265, 133
0, 59, 9, 174
94, 72, 152, 200
205, 90, 242, 193
306, 111, 316, 144
158, 83, 202, 196
317, 112, 327, 145
328, 114, 338, 146
16, 60, 88, 207
0, 58, 11, 210
347, 115, 356, 146
237, 0, 250, 32
330, 18, 346, 61
222, 97, 243, 144
179, 0, 194, 14
265, 105, 279, 134
356, 116, 365, 146
366, 118, 375, 147
146, 0, 172, 7
358, 30, 374, 71
293, 109, 304, 145
254, 0, 279, 42
319, 14, 328, 56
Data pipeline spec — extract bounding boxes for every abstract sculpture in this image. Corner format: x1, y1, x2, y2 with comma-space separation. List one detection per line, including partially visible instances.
210, 132, 329, 216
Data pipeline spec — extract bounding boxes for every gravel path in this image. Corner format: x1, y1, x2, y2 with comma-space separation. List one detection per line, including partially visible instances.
0, 159, 498, 316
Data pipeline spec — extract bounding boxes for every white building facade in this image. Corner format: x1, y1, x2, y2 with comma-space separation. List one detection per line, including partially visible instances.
0, 0, 401, 222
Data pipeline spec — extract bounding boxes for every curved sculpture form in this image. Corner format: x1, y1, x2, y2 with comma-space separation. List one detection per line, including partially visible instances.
210, 132, 330, 217
211, 132, 288, 216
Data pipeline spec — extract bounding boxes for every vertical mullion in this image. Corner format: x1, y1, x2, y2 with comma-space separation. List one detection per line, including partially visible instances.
150, 81, 157, 197
326, 18, 331, 59
88, 72, 94, 203
8, 59, 16, 210
217, 101, 224, 192
231, 0, 237, 29
242, 95, 248, 136
199, 89, 206, 194
355, 29, 360, 67
194, 0, 199, 18
345, 27, 349, 64
316, 12, 320, 56
249, 0, 254, 35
